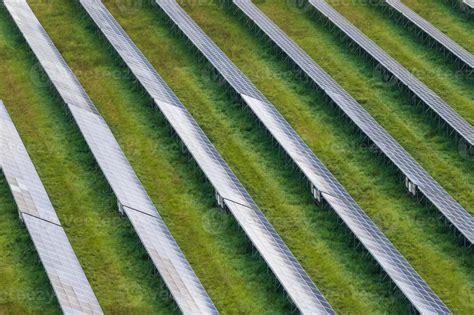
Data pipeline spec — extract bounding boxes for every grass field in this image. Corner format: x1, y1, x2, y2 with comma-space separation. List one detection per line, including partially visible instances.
0, 0, 472, 313
383, 0, 474, 54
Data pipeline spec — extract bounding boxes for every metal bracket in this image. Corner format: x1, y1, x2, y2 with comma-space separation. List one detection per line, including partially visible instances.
117, 201, 126, 216
311, 184, 322, 203
405, 177, 417, 197
215, 191, 225, 209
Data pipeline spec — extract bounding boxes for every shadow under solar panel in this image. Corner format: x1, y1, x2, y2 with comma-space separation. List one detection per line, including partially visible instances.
232, 0, 474, 246
78, 0, 336, 313
382, 0, 474, 71
3, 1, 217, 313
308, 0, 474, 149
0, 100, 103, 315
152, 0, 453, 313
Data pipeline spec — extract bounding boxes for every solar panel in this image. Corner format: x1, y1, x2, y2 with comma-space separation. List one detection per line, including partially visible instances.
308, 0, 474, 149
78, 1, 335, 313
463, 0, 474, 10
153, 0, 453, 313
383, 0, 474, 70
232, 0, 474, 246
3, 1, 217, 313
0, 100, 103, 315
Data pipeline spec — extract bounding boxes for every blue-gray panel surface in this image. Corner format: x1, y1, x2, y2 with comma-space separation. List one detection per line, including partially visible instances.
308, 0, 474, 148
233, 0, 473, 245
154, 0, 452, 313
0, 100, 103, 315
3, 2, 216, 313
464, 0, 474, 10
384, 0, 474, 70
79, 1, 335, 313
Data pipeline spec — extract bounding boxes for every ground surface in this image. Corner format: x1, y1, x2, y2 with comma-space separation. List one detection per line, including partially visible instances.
0, 0, 472, 313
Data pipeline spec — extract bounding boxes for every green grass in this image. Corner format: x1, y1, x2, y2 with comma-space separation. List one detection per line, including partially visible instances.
0, 1, 292, 314
0, 175, 60, 314
324, 0, 474, 123
159, 0, 473, 312
0, 0, 472, 313
103, 0, 472, 312
393, 0, 474, 54
251, 0, 473, 213
0, 6, 177, 313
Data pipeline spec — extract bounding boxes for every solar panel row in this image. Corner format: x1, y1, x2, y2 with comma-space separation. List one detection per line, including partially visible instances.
78, 1, 335, 313
3, 1, 217, 313
232, 0, 474, 246
308, 0, 474, 149
154, 0, 452, 313
383, 0, 474, 70
0, 100, 103, 315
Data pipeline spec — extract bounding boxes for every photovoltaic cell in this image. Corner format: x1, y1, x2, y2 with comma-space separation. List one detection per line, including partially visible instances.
3, 1, 216, 313
155, 0, 452, 313
232, 0, 473, 245
308, 0, 474, 148
79, 0, 335, 313
383, 0, 474, 71
0, 100, 103, 315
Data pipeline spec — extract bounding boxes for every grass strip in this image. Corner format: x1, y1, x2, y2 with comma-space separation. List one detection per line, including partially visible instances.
173, 1, 473, 312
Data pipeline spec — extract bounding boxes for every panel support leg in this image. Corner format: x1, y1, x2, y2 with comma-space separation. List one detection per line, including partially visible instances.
216, 191, 225, 209
118, 201, 126, 216
405, 177, 417, 197
311, 184, 322, 204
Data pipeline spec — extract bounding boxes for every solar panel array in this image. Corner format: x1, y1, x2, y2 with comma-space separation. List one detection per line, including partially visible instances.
309, 0, 474, 149
0, 100, 103, 315
233, 0, 474, 245
154, 0, 453, 313
384, 0, 474, 70
78, 1, 335, 313
3, 1, 217, 313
